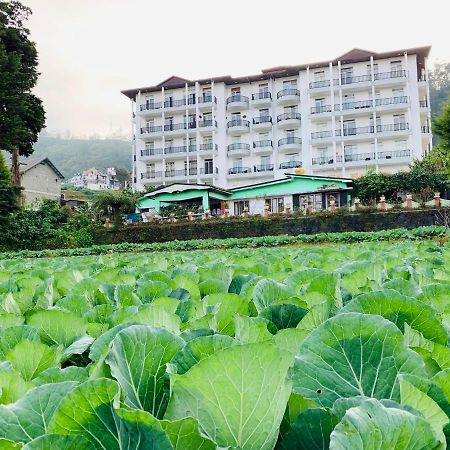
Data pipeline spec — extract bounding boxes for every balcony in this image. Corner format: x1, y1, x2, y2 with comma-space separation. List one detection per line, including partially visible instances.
140, 126, 163, 136
139, 101, 163, 115
226, 94, 250, 111
198, 119, 217, 133
421, 125, 431, 134
378, 149, 411, 161
277, 88, 300, 105
164, 169, 190, 180
140, 148, 164, 159
228, 166, 252, 177
419, 99, 430, 109
309, 80, 331, 90
254, 164, 274, 173
227, 143, 250, 157
199, 143, 218, 155
341, 152, 376, 163
311, 105, 333, 114
253, 140, 273, 154
252, 91, 272, 106
311, 130, 334, 140
227, 119, 250, 135
199, 167, 218, 177
164, 145, 189, 158
164, 122, 196, 136
375, 96, 408, 107
253, 116, 273, 130
312, 156, 334, 166
141, 171, 163, 181
377, 123, 409, 135
374, 70, 407, 86
335, 126, 375, 138
338, 74, 372, 86
278, 137, 302, 152
277, 112, 301, 128
197, 94, 217, 110
338, 100, 373, 113
279, 160, 302, 170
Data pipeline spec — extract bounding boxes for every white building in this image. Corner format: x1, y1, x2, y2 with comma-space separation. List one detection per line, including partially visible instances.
122, 47, 432, 191
68, 167, 120, 190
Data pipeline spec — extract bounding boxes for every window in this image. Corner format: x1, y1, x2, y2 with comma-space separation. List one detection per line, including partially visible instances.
283, 79, 297, 87
341, 67, 353, 84
146, 96, 155, 107
265, 197, 284, 213
165, 117, 174, 129
344, 144, 357, 161
259, 83, 269, 93
188, 114, 196, 129
367, 63, 378, 74
259, 108, 270, 117
395, 140, 407, 150
342, 94, 355, 109
370, 115, 381, 129
145, 142, 154, 150
187, 92, 196, 105
393, 114, 406, 125
299, 194, 323, 211
233, 158, 242, 168
392, 88, 404, 98
145, 163, 155, 173
204, 159, 213, 174
203, 135, 213, 145
231, 112, 241, 121
234, 200, 249, 216
188, 160, 197, 175
314, 71, 325, 81
287, 153, 298, 162
259, 132, 269, 140
146, 119, 154, 129
315, 98, 325, 107
165, 95, 173, 107
231, 87, 241, 95
165, 161, 174, 176
286, 129, 296, 138
165, 139, 173, 149
391, 60, 403, 74
203, 112, 212, 121
343, 120, 356, 135
318, 147, 328, 158
260, 155, 271, 167
284, 105, 297, 114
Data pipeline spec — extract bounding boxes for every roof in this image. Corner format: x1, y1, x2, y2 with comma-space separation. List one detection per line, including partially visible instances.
19, 157, 64, 179
121, 46, 431, 99
144, 183, 231, 198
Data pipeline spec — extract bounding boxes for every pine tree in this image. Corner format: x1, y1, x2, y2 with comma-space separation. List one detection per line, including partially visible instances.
0, 151, 19, 223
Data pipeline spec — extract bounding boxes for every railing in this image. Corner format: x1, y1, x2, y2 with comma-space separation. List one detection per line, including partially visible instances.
311, 130, 333, 139
228, 166, 252, 175
254, 164, 274, 172
227, 143, 250, 152
278, 137, 302, 146
188, 168, 198, 176
140, 102, 162, 111
227, 119, 250, 128
198, 119, 217, 128
198, 94, 216, 104
377, 123, 409, 132
277, 112, 301, 122
336, 126, 374, 136
199, 143, 218, 151
339, 74, 372, 85
277, 88, 300, 99
141, 148, 163, 157
419, 99, 429, 107
311, 105, 332, 114
254, 140, 273, 148
141, 171, 163, 179
164, 98, 188, 108
199, 167, 218, 175
164, 122, 193, 132
374, 70, 407, 80
378, 149, 411, 159
188, 145, 197, 152
340, 100, 373, 111
164, 146, 188, 155
252, 91, 272, 101
312, 156, 334, 165
421, 125, 431, 133
279, 160, 302, 169
309, 80, 331, 89
226, 94, 250, 105
140, 126, 163, 134
253, 116, 272, 125
165, 169, 189, 178
375, 96, 408, 106
343, 152, 376, 162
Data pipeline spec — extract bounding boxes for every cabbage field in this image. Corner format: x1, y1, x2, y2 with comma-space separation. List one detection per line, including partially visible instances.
0, 240, 449, 449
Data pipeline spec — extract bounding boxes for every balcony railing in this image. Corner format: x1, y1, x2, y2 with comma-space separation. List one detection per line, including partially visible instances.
141, 148, 163, 157
377, 123, 409, 133
279, 160, 302, 169
309, 79, 331, 89
226, 94, 249, 105
227, 119, 250, 129
227, 143, 250, 152
375, 96, 408, 106
164, 122, 195, 132
252, 91, 272, 101
199, 167, 218, 175
197, 94, 217, 104
228, 166, 252, 175
253, 116, 272, 125
378, 149, 411, 159
277, 112, 301, 122
419, 99, 429, 107
164, 169, 189, 178
277, 88, 300, 99
198, 119, 217, 128
141, 171, 163, 179
312, 156, 334, 165
374, 70, 407, 80
278, 137, 302, 146
311, 130, 333, 139
254, 164, 274, 172
343, 152, 376, 162
164, 145, 188, 155
421, 125, 431, 133
140, 102, 162, 111
254, 140, 273, 148
164, 98, 190, 108
339, 74, 372, 85
340, 100, 373, 111
311, 105, 332, 114
199, 143, 218, 151
188, 144, 197, 152
336, 126, 374, 137
140, 126, 163, 134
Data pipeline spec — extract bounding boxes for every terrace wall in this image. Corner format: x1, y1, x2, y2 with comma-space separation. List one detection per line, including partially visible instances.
94, 208, 449, 245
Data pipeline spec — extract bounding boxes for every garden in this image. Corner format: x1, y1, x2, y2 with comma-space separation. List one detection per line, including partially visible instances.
0, 235, 449, 449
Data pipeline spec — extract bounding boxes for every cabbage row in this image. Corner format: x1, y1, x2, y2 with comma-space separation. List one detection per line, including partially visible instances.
0, 241, 449, 449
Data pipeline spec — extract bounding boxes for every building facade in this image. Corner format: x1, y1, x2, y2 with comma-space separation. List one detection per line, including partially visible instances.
68, 167, 120, 190
122, 47, 432, 191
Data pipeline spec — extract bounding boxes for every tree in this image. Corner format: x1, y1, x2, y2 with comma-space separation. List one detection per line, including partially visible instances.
429, 62, 450, 119
0, 151, 20, 224
0, 1, 45, 188
93, 190, 138, 228
115, 167, 131, 187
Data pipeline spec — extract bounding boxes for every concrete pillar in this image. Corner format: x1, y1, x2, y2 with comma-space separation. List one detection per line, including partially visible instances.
263, 204, 270, 217
406, 194, 413, 209
187, 211, 193, 221
379, 196, 386, 211
434, 192, 441, 208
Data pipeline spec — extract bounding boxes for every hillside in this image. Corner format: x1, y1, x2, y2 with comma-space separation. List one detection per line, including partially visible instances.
31, 136, 132, 178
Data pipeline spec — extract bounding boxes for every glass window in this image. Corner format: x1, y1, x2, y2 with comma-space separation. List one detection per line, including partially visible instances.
234, 201, 249, 216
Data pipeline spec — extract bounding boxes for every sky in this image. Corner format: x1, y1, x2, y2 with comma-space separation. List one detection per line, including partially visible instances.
23, 0, 450, 138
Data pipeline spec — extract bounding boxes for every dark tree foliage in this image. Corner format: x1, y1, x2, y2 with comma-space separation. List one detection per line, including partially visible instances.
429, 62, 450, 118
0, 1, 45, 186
0, 151, 20, 223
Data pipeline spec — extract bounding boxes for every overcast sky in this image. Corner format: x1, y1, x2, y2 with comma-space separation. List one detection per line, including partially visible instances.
23, 0, 450, 138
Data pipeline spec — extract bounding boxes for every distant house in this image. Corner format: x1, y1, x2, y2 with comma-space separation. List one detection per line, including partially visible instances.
68, 167, 120, 190
19, 157, 65, 206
